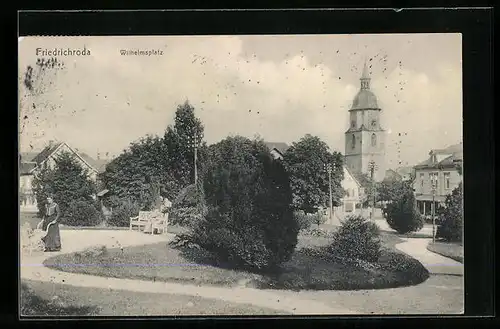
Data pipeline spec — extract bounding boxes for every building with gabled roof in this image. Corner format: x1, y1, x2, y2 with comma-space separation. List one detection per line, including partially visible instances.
19, 141, 108, 212
264, 142, 290, 160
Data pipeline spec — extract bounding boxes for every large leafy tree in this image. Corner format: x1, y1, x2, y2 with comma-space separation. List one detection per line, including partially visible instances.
100, 135, 171, 209
32, 152, 101, 225
282, 134, 344, 214
377, 177, 406, 204
101, 100, 207, 208
186, 136, 298, 271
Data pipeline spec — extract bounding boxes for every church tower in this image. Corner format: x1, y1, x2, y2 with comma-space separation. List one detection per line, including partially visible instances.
344, 60, 386, 182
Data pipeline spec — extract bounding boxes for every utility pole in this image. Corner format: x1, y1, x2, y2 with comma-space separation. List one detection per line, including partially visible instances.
191, 131, 200, 186
368, 160, 376, 221
324, 162, 333, 223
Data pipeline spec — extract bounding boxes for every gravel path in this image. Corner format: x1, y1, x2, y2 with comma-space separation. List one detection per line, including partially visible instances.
20, 230, 464, 315
20, 230, 356, 315
270, 237, 464, 314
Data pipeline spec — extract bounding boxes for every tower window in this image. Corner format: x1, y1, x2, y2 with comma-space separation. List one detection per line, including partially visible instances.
351, 120, 356, 128
351, 135, 356, 149
371, 133, 377, 147
371, 120, 377, 128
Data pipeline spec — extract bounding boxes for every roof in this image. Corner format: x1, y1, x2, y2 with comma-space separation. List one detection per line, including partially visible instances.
21, 142, 102, 174
415, 143, 463, 169
385, 168, 402, 180
350, 89, 379, 110
430, 142, 463, 155
264, 142, 290, 155
395, 166, 415, 176
31, 142, 63, 165
343, 166, 362, 188
361, 60, 370, 80
20, 162, 37, 175
453, 150, 463, 162
79, 153, 110, 173
350, 170, 372, 189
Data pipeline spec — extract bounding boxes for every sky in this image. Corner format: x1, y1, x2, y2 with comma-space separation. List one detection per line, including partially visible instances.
18, 34, 462, 168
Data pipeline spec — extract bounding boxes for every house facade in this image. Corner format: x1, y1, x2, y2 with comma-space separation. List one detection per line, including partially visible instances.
19, 141, 105, 212
325, 165, 364, 225
413, 143, 463, 217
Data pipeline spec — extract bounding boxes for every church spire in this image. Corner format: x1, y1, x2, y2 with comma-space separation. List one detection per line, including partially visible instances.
360, 58, 371, 90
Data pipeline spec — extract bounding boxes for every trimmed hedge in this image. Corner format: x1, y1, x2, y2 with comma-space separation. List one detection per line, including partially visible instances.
62, 200, 103, 227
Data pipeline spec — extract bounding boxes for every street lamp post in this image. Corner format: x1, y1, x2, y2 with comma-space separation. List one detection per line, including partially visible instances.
431, 181, 436, 242
324, 163, 333, 223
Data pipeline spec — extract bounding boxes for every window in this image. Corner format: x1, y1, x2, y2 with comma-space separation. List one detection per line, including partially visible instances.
351, 120, 356, 128
444, 172, 451, 189
430, 172, 438, 191
420, 173, 425, 189
351, 134, 356, 149
371, 120, 377, 128
371, 133, 377, 147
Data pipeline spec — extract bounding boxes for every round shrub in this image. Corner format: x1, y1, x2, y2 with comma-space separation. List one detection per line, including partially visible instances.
188, 136, 299, 271
383, 183, 424, 234
107, 199, 140, 227
62, 200, 103, 226
436, 182, 463, 242
330, 214, 381, 263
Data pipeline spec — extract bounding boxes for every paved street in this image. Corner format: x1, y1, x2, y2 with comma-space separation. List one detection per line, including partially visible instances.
20, 229, 463, 315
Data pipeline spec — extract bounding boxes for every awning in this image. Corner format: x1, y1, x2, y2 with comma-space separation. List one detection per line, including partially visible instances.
415, 194, 446, 202
97, 189, 109, 197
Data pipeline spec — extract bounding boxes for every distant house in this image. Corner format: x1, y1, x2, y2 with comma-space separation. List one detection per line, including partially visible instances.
264, 142, 290, 160
395, 166, 415, 181
384, 169, 402, 181
384, 166, 415, 182
322, 165, 364, 225
19, 141, 108, 212
339, 166, 364, 212
413, 142, 463, 217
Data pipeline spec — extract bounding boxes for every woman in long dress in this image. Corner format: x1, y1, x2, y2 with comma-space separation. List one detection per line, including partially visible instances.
38, 196, 62, 252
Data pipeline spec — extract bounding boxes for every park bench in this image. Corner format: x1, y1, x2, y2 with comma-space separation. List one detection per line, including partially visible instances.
151, 212, 168, 235
130, 211, 169, 234
129, 211, 153, 232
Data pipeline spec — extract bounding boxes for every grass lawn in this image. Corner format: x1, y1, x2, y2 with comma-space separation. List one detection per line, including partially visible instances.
21, 279, 286, 316
427, 241, 464, 263
44, 231, 429, 291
